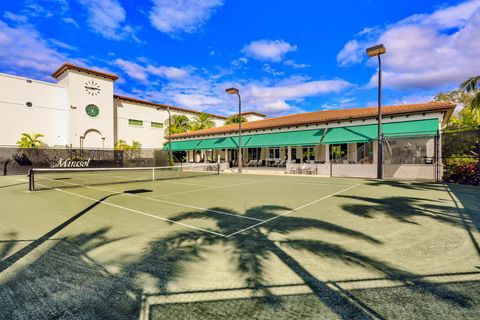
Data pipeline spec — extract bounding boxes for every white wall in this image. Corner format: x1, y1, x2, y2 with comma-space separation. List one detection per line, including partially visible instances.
57, 70, 115, 148
0, 73, 68, 146
116, 100, 170, 148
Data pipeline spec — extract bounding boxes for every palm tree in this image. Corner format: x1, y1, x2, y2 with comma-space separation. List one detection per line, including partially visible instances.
114, 140, 129, 150
16, 133, 44, 148
164, 115, 191, 135
460, 76, 480, 111
191, 113, 216, 131
224, 114, 247, 125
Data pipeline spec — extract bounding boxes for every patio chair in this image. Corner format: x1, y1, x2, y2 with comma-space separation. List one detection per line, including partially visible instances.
246, 160, 255, 167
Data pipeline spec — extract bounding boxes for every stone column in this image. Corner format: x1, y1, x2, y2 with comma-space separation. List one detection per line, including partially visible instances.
287, 146, 292, 163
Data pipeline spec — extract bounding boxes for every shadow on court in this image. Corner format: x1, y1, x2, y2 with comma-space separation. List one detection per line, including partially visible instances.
0, 187, 478, 319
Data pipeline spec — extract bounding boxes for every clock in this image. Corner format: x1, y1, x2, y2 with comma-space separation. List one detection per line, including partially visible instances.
85, 104, 100, 118
84, 80, 101, 96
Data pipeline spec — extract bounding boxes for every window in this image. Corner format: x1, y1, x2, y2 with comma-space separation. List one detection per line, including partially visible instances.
151, 122, 163, 129
248, 148, 261, 160
386, 138, 428, 164
357, 142, 374, 164
269, 148, 280, 159
330, 144, 348, 161
302, 147, 314, 162
128, 119, 143, 127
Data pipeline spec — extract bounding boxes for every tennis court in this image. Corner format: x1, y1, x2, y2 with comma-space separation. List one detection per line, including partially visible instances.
0, 167, 479, 319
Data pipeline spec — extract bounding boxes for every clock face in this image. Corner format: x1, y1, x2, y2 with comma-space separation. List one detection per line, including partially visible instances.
85, 104, 100, 118
84, 80, 101, 96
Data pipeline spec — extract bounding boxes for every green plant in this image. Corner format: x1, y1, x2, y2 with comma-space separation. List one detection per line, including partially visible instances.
191, 113, 215, 131
461, 76, 480, 112
164, 115, 191, 135
16, 133, 44, 148
443, 157, 479, 185
224, 114, 247, 125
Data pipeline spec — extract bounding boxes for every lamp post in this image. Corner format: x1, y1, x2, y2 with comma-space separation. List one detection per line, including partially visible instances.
366, 44, 386, 180
225, 87, 242, 173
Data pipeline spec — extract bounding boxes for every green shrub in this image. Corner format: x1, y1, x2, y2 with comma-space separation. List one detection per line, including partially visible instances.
443, 157, 479, 185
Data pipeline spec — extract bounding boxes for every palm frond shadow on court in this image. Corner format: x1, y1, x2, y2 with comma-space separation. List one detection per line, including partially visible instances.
0, 228, 138, 320
135, 205, 472, 319
338, 195, 466, 227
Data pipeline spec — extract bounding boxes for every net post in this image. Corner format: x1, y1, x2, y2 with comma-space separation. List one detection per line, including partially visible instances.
152, 167, 155, 181
28, 169, 34, 191
217, 163, 220, 175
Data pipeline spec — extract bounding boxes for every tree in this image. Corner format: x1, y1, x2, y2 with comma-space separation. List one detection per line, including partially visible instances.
114, 140, 142, 159
460, 76, 480, 111
433, 89, 479, 129
164, 115, 191, 135
191, 113, 216, 131
224, 114, 247, 125
16, 133, 44, 148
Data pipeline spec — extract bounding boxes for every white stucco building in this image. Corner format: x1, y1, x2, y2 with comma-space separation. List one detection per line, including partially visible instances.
0, 63, 262, 149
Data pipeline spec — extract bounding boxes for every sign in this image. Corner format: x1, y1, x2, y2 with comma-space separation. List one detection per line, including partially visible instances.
52, 158, 91, 168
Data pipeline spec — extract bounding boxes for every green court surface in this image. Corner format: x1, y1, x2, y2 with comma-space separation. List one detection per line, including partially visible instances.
0, 172, 479, 319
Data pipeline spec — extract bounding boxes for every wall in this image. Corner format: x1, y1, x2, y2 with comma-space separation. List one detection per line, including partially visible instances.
0, 73, 68, 146
57, 70, 115, 148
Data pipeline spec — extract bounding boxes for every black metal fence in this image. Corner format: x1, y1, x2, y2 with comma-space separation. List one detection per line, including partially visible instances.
1, 146, 169, 175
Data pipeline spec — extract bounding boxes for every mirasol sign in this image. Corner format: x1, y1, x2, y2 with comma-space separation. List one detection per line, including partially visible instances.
52, 158, 91, 168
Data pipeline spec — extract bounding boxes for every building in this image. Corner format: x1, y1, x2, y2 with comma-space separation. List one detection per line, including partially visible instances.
0, 63, 259, 149
167, 101, 455, 180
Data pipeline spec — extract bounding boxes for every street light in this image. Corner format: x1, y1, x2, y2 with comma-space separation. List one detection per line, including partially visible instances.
225, 87, 243, 173
158, 106, 173, 166
167, 107, 172, 165
366, 44, 386, 180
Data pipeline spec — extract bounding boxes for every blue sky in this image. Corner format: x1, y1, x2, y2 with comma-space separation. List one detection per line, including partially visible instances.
1, 0, 479, 117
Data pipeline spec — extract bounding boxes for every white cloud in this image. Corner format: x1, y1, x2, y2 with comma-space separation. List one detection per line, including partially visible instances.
78, 0, 137, 40
283, 59, 309, 69
338, 0, 480, 89
3, 11, 28, 23
114, 59, 190, 82
336, 40, 362, 66
149, 0, 224, 35
242, 39, 297, 62
0, 20, 68, 77
63, 17, 79, 27
263, 63, 284, 76
247, 79, 351, 102
255, 100, 293, 114
146, 65, 189, 80
114, 59, 148, 81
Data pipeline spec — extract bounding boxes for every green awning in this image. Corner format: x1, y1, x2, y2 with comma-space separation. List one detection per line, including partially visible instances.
383, 118, 438, 138
164, 140, 199, 151
246, 129, 324, 148
322, 125, 376, 144
322, 119, 439, 144
195, 136, 251, 150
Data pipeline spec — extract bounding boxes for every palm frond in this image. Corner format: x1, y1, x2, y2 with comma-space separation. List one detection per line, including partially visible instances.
460, 76, 480, 92
470, 92, 480, 111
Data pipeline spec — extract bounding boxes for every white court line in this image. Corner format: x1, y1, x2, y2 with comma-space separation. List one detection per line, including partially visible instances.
254, 179, 353, 187
226, 184, 360, 237
38, 183, 226, 237
89, 185, 265, 222
155, 180, 260, 197
35, 176, 264, 222
36, 176, 263, 222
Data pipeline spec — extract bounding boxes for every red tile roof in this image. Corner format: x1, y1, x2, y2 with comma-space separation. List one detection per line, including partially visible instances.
242, 112, 266, 117
52, 62, 119, 81
171, 101, 455, 139
114, 94, 227, 119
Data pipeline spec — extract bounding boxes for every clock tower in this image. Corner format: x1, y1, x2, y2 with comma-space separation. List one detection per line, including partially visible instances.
52, 63, 118, 148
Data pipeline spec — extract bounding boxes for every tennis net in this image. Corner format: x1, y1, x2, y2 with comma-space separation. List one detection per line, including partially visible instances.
28, 163, 220, 191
